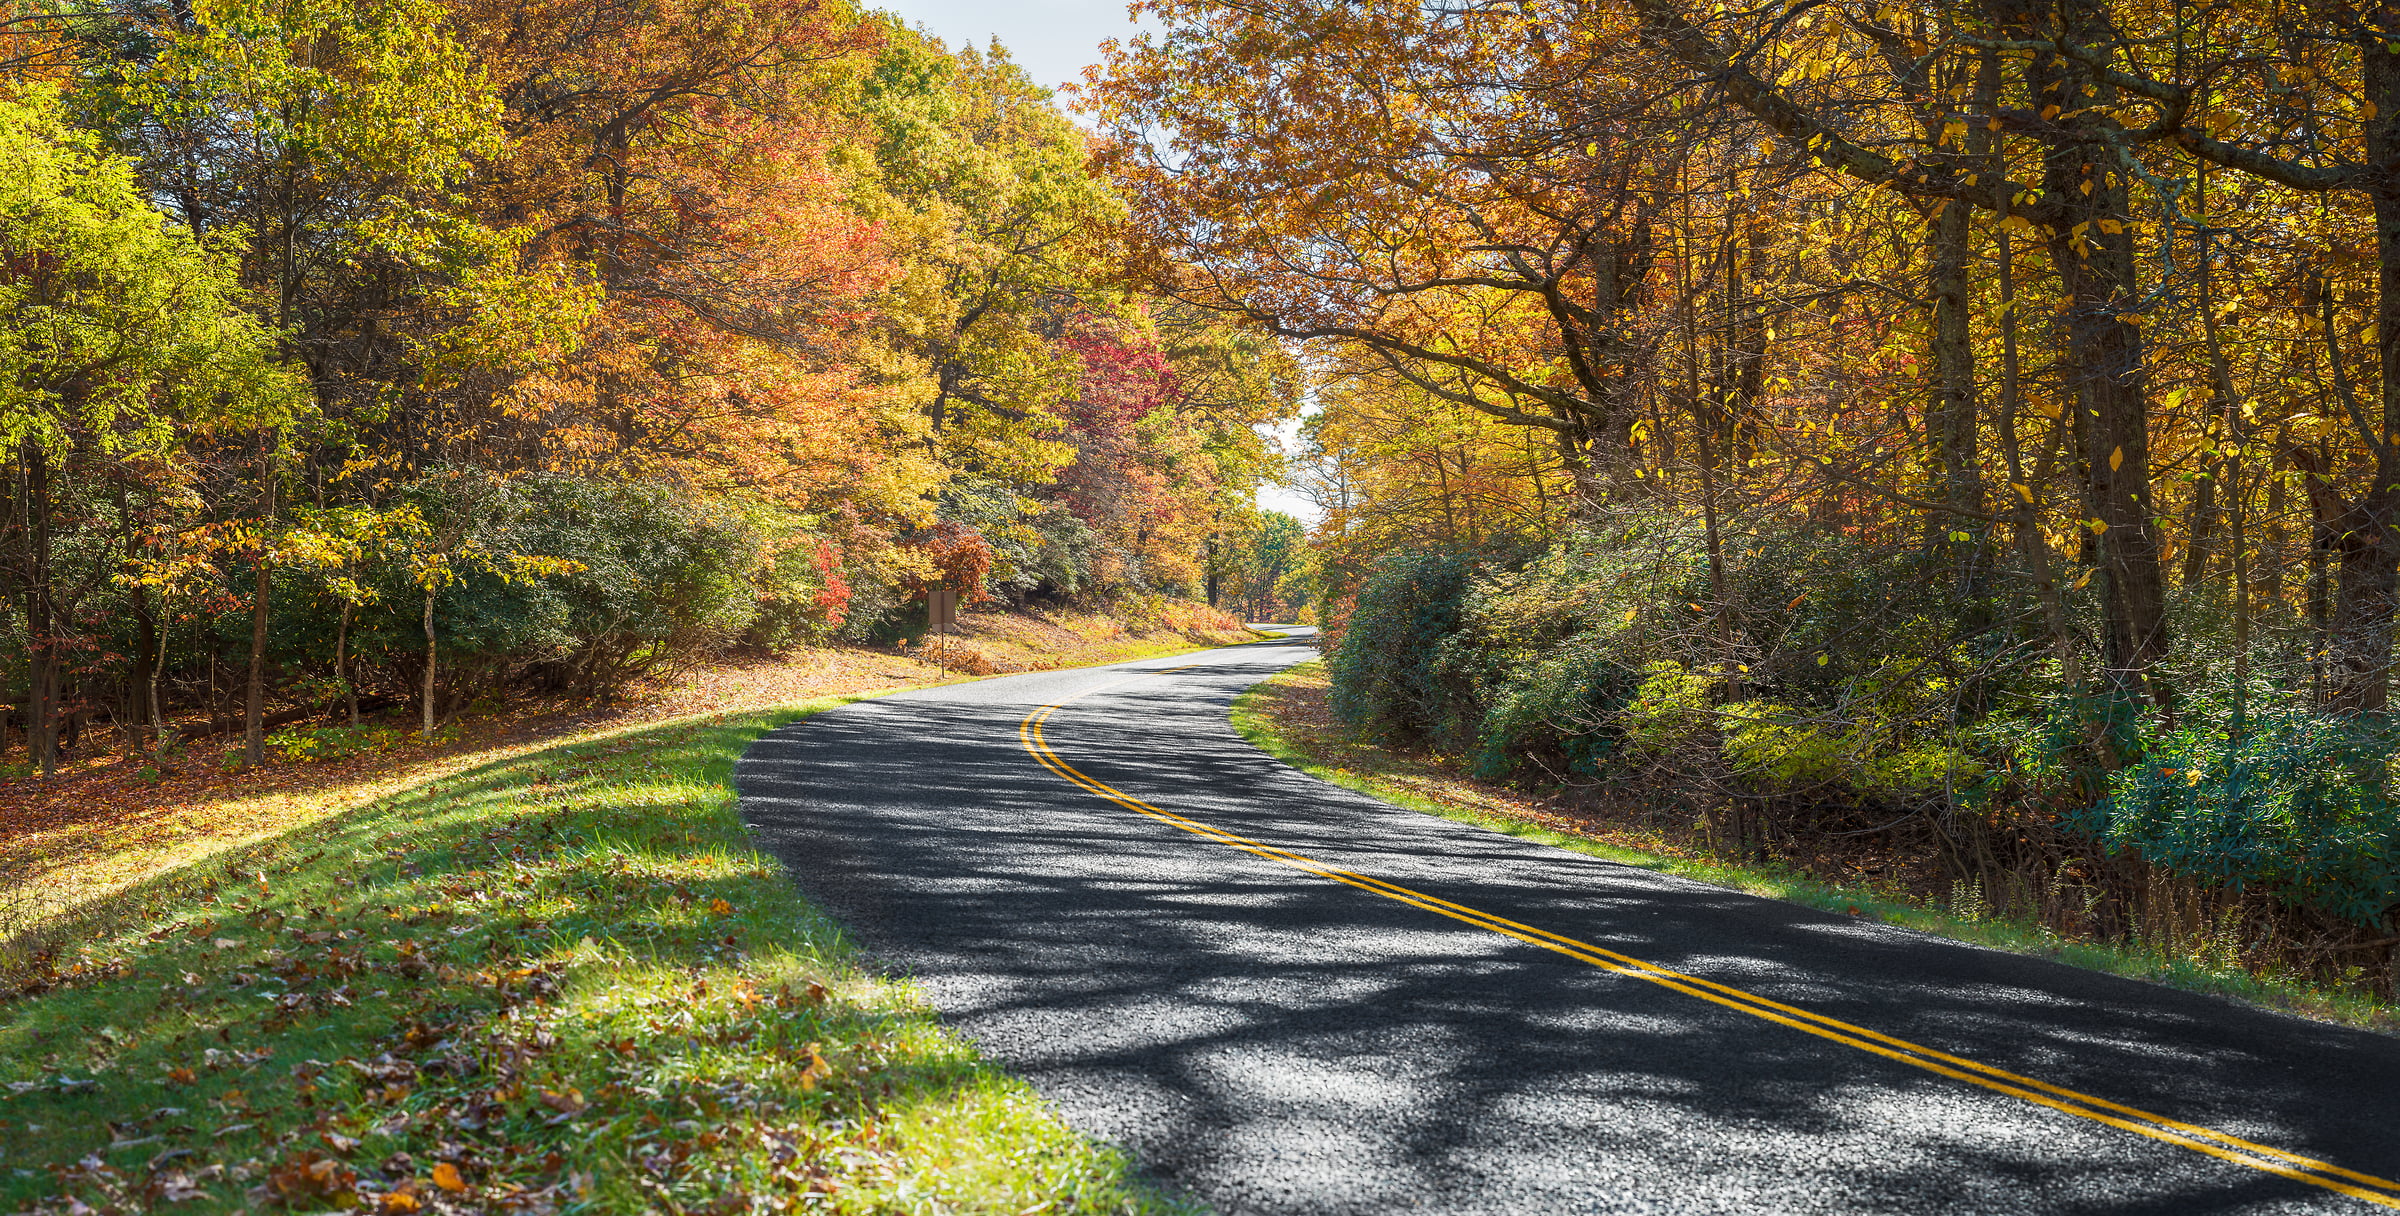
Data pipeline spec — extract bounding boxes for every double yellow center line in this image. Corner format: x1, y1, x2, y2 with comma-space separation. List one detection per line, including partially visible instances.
1017, 663, 2400, 1208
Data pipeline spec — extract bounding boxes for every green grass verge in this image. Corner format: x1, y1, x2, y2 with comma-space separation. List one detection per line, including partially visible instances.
1230, 661, 2398, 1035
2, 696, 1192, 1214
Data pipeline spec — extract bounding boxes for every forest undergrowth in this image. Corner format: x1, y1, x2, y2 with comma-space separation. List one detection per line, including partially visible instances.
1235, 661, 2400, 1035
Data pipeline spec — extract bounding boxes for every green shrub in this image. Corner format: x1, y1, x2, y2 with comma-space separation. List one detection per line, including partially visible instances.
1463, 637, 1637, 780
1622, 661, 1716, 756
1326, 554, 1477, 751
2078, 707, 2400, 928
267, 721, 405, 763
329, 470, 770, 701
1716, 698, 1984, 798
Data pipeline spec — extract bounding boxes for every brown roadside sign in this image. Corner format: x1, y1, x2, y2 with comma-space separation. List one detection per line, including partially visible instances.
927, 588, 959, 634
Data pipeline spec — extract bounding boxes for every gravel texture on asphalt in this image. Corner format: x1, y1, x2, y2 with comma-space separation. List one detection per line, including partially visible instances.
735, 634, 2400, 1215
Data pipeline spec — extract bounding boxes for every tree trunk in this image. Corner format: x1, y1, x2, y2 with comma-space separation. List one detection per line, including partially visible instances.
1995, 230, 2083, 687
335, 600, 357, 726
2300, 455, 2400, 713
2195, 165, 2251, 730
2025, 34, 2167, 709
2317, 43, 2400, 713
2179, 473, 2216, 589
1204, 529, 1221, 607
130, 576, 159, 752
1929, 197, 1980, 521
0, 454, 14, 772
244, 445, 275, 767
2310, 489, 2333, 705
24, 443, 57, 779
422, 585, 438, 739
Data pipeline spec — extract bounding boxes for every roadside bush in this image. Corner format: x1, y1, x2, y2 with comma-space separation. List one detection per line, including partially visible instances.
317, 471, 770, 707
1315, 506, 2400, 981
1325, 509, 2011, 803
1717, 698, 1984, 801
2079, 706, 2400, 927
1462, 636, 1637, 780
1111, 591, 1241, 636
1326, 554, 1478, 751
444, 473, 757, 691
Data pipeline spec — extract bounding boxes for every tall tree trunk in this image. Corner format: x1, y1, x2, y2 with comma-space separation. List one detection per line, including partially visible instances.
1995, 231, 2082, 688
2022, 22, 2167, 710
0, 448, 18, 772
335, 600, 356, 726
24, 443, 57, 778
1715, 185, 1765, 469
421, 585, 438, 740
2316, 43, 2400, 713
2311, 498, 2333, 706
1204, 526, 1221, 607
244, 444, 275, 767
2179, 473, 2216, 589
130, 577, 158, 752
2263, 471, 2290, 623
1929, 198, 1981, 520
2195, 166, 2251, 730
1928, 194, 1986, 604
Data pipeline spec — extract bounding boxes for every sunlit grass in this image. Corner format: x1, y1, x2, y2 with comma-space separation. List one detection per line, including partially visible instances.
1231, 661, 2399, 1036
0, 695, 1188, 1213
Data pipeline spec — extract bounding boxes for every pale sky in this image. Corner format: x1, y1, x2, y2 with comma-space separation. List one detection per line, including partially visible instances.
1258, 418, 1315, 525
872, 0, 1146, 98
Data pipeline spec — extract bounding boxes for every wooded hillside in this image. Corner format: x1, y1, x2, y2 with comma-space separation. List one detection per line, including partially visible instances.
0, 0, 1300, 779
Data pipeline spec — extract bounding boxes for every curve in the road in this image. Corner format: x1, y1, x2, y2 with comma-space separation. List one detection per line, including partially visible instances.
1020, 663, 2400, 1210
738, 636, 2400, 1214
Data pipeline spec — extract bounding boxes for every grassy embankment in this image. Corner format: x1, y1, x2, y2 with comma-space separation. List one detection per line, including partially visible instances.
1231, 660, 2399, 1035
0, 611, 1246, 1214
4, 606, 1248, 934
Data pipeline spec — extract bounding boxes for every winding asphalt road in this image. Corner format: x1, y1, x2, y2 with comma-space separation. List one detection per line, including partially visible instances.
735, 633, 2400, 1214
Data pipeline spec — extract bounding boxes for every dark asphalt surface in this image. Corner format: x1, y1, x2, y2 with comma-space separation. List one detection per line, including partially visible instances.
735, 634, 2400, 1214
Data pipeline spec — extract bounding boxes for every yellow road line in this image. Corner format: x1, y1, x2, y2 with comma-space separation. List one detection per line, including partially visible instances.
1014, 664, 2400, 1209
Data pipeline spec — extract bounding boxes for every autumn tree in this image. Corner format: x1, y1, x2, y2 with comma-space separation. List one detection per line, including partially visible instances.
0, 87, 299, 775
1093, 0, 1702, 499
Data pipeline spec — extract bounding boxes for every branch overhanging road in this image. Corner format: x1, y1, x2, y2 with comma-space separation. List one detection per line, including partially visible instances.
737, 633, 2400, 1214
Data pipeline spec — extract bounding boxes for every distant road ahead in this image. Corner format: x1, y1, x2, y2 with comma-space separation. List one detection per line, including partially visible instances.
738, 634, 2400, 1214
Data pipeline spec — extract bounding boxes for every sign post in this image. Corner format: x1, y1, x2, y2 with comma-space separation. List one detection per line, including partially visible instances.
926, 589, 958, 661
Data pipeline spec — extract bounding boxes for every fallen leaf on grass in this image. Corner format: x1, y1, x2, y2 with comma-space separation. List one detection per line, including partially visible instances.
797, 1043, 831, 1091
154, 1171, 207, 1201
430, 1162, 465, 1193
266, 1149, 357, 1202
